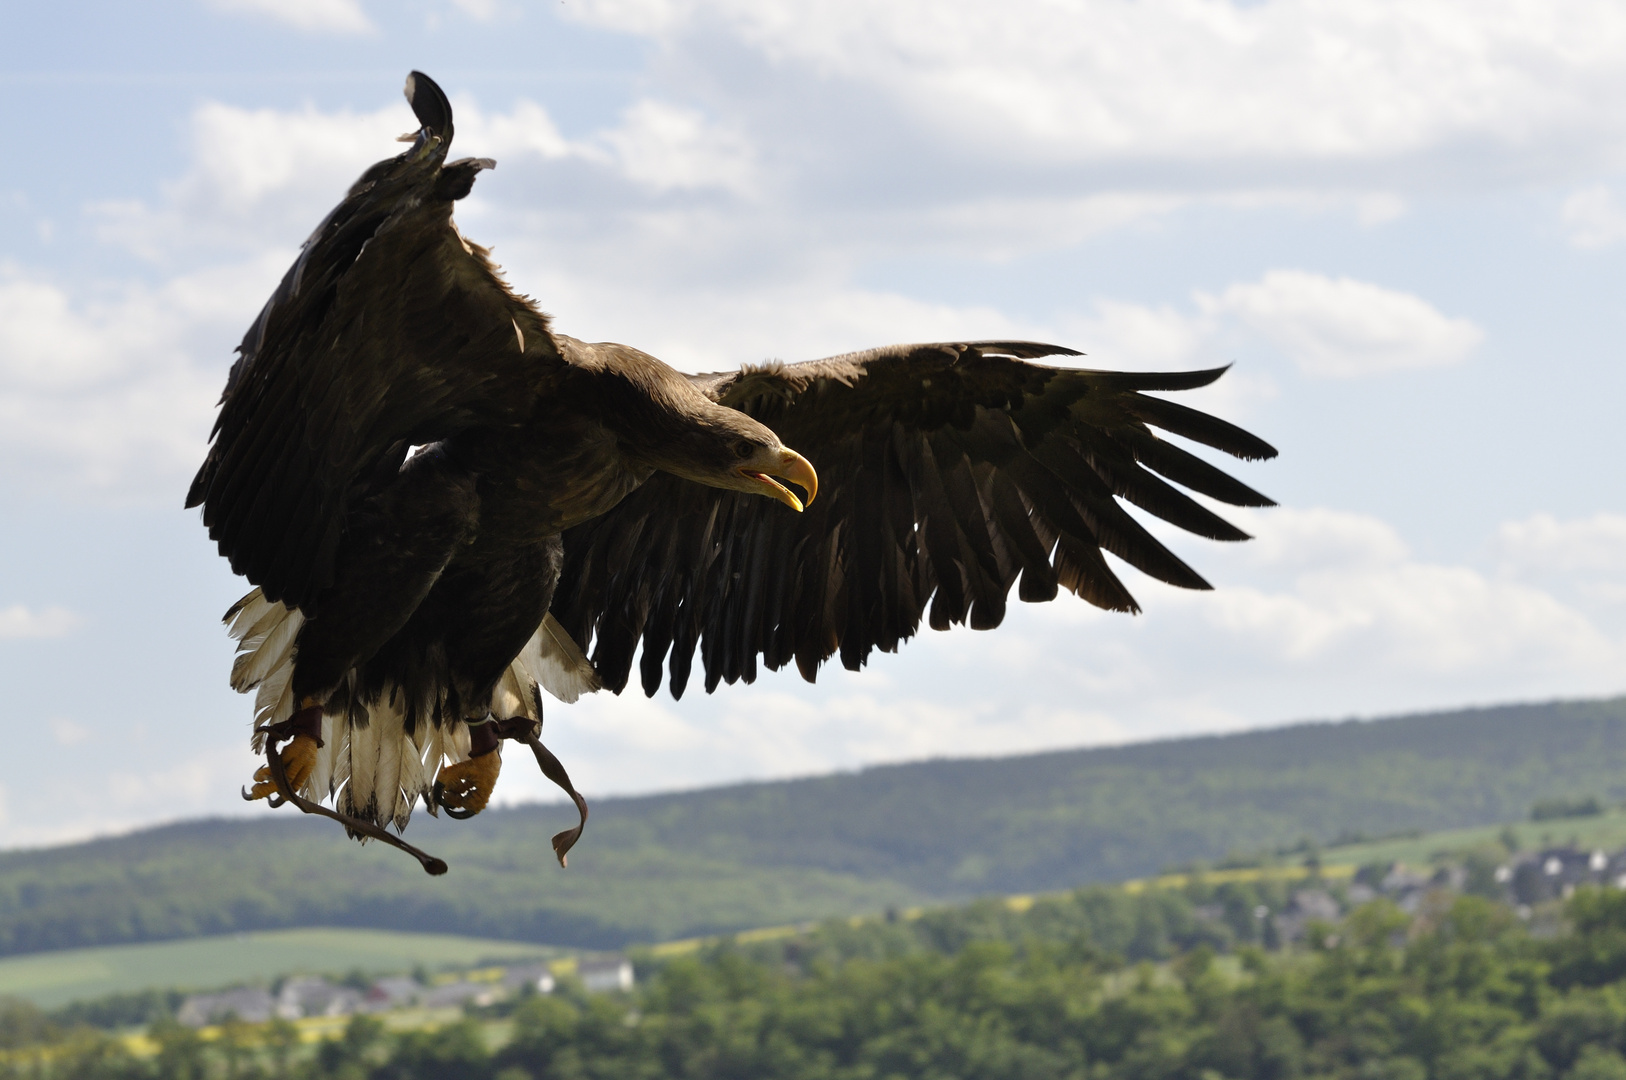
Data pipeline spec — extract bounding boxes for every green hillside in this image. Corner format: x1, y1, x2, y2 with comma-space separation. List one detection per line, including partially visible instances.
0, 929, 556, 1009
4, 806, 1603, 1011
1323, 807, 1626, 867
1, 696, 1623, 955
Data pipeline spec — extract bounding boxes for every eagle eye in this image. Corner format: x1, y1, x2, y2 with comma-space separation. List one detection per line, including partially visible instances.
733, 440, 756, 460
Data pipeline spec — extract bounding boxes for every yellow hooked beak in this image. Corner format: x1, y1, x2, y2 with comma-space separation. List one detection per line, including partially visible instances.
741, 448, 819, 512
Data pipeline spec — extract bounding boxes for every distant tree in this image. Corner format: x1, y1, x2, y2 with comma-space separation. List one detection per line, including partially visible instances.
312, 1014, 385, 1080
338, 969, 373, 992
375, 1019, 493, 1080
1532, 796, 1604, 821
39, 1030, 146, 1080
496, 994, 583, 1078
150, 1018, 209, 1080
51, 989, 182, 1031
0, 997, 58, 1050
1463, 846, 1508, 899
264, 1017, 300, 1079
218, 1016, 257, 1079
1574, 1045, 1626, 1080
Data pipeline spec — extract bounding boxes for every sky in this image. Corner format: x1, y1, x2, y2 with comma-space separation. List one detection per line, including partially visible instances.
3, 0, 1626, 849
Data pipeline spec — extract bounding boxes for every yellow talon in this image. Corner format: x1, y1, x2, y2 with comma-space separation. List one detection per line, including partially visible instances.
434, 749, 502, 819
246, 734, 319, 801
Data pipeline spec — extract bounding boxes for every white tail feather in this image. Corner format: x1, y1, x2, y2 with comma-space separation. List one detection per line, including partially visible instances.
238, 603, 286, 650
231, 610, 302, 691
224, 589, 275, 639
343, 719, 377, 821
307, 713, 338, 800
420, 722, 445, 818
226, 589, 305, 697
445, 721, 472, 765
329, 724, 353, 795
371, 708, 403, 830
492, 668, 533, 721
251, 665, 294, 753
512, 614, 601, 705
225, 592, 603, 833
397, 734, 428, 830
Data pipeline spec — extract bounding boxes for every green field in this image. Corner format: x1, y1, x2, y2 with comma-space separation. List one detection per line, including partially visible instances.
1323, 807, 1626, 867
0, 928, 556, 1008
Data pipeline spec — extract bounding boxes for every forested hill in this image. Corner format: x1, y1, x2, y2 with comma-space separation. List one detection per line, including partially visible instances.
4, 696, 1625, 955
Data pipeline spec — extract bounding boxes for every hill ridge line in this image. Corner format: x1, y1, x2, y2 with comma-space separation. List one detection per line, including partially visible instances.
1, 694, 1623, 955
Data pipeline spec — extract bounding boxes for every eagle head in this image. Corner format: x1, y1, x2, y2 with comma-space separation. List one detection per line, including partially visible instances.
646, 406, 819, 512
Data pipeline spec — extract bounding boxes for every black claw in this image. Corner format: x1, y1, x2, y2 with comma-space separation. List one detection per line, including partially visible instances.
432, 778, 479, 819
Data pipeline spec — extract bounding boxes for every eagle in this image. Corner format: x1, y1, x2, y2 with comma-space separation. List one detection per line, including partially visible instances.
189, 72, 1277, 875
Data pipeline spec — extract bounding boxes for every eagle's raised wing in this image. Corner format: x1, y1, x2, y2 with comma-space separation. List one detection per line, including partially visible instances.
550, 340, 1277, 699
186, 73, 562, 613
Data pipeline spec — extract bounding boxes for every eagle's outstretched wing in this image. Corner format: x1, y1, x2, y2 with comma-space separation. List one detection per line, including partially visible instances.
550, 340, 1276, 699
186, 72, 562, 614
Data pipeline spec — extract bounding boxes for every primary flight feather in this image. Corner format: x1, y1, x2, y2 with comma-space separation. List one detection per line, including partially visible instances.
189, 72, 1277, 874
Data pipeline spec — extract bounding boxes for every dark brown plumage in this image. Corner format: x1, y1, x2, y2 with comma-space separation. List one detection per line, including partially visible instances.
555, 346, 1275, 700
190, 72, 1276, 875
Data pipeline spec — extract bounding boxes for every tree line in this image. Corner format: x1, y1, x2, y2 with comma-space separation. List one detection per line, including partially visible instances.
10, 872, 1626, 1078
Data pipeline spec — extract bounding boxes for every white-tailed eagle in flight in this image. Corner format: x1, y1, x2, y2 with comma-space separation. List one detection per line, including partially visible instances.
189, 73, 1277, 874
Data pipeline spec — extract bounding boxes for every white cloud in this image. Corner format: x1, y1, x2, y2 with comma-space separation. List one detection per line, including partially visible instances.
565, 0, 1626, 187
93, 102, 414, 260
1235, 506, 1412, 573
464, 96, 756, 197
1063, 299, 1208, 369
451, 0, 501, 18
0, 276, 125, 391
979, 507, 1626, 720
1194, 524, 1611, 675
1496, 512, 1626, 575
0, 605, 79, 640
107, 745, 253, 810
455, 100, 579, 162
1562, 185, 1626, 247
0, 261, 273, 496
0, 745, 261, 850
203, 0, 373, 34
602, 100, 759, 197
1491, 513, 1626, 609
1200, 270, 1482, 377
95, 96, 760, 266
48, 717, 89, 747
1054, 271, 1475, 387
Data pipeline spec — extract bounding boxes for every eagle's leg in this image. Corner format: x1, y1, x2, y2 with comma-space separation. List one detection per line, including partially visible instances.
433, 712, 589, 867
433, 718, 507, 819
243, 702, 323, 804
254, 710, 450, 876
